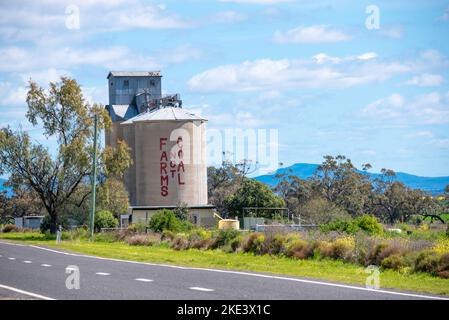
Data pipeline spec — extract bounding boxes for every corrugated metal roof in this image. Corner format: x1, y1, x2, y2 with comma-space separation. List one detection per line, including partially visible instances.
107, 71, 161, 78
121, 107, 207, 124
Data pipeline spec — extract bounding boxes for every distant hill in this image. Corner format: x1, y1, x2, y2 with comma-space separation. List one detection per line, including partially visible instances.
255, 163, 449, 196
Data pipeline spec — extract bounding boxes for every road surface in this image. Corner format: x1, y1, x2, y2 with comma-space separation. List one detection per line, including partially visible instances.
0, 241, 447, 300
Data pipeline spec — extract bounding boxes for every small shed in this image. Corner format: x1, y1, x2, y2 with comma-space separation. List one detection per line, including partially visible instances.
14, 216, 44, 230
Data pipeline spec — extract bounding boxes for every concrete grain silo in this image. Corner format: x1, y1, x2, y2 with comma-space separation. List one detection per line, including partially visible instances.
105, 71, 216, 227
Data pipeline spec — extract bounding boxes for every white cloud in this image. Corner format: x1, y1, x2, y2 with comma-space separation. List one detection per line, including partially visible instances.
273, 25, 350, 44
381, 27, 404, 39
212, 11, 247, 23
438, 5, 449, 21
312, 52, 377, 64
220, 0, 292, 4
0, 46, 162, 72
404, 74, 444, 87
187, 53, 410, 92
363, 93, 405, 119
362, 91, 449, 125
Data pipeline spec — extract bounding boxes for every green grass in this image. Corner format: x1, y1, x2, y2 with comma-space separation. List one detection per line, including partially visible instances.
1, 232, 449, 297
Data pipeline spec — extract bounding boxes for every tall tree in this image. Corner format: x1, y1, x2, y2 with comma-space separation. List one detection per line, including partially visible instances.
0, 77, 131, 233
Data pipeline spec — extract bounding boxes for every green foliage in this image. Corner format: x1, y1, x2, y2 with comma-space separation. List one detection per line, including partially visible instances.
148, 209, 183, 233
241, 233, 265, 254
224, 178, 285, 218
212, 229, 240, 249
94, 210, 118, 232
320, 215, 383, 235
354, 215, 383, 235
0, 77, 131, 233
320, 218, 360, 234
40, 215, 69, 233
96, 178, 130, 215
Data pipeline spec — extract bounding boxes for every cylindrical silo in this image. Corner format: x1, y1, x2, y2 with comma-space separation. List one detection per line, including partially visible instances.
121, 107, 208, 207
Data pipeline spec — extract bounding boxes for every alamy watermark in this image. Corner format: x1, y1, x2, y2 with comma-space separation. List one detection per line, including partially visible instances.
65, 265, 80, 290
365, 265, 380, 289
65, 5, 80, 30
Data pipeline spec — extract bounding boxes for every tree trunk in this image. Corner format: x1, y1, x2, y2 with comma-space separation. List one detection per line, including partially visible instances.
49, 213, 58, 234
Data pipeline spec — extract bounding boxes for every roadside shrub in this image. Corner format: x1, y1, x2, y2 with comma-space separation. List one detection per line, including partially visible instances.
94, 210, 118, 232
2, 224, 19, 233
354, 216, 383, 235
68, 227, 89, 241
320, 218, 359, 234
190, 238, 216, 250
320, 215, 383, 236
127, 234, 160, 246
381, 254, 409, 271
212, 229, 240, 249
93, 232, 117, 243
242, 233, 265, 254
188, 228, 213, 249
437, 253, 449, 279
127, 223, 148, 234
432, 239, 449, 255
330, 236, 355, 260
149, 209, 182, 233
285, 239, 314, 260
161, 230, 175, 241
415, 250, 440, 275
261, 233, 286, 255
316, 240, 334, 258
171, 235, 189, 250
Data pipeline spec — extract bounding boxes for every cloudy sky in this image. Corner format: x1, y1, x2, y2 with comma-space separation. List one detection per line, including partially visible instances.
0, 0, 448, 176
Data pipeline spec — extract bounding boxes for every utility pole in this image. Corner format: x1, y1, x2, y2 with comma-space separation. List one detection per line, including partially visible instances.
89, 114, 98, 239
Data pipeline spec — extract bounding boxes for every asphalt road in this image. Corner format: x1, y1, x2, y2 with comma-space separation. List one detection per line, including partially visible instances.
0, 241, 447, 300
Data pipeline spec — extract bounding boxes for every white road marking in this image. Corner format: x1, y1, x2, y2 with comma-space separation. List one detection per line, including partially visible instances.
135, 278, 153, 282
8, 257, 16, 260
23, 260, 32, 264
96, 272, 110, 276
1, 241, 448, 300
41, 264, 52, 267
189, 287, 214, 292
0, 284, 55, 300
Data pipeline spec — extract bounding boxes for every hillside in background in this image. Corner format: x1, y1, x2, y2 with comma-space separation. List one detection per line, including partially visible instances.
255, 163, 449, 196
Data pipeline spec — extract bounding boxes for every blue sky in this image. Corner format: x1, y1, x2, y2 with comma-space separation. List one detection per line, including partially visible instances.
0, 0, 448, 177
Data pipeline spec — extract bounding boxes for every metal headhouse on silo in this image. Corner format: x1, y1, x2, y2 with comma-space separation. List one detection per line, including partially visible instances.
105, 71, 216, 228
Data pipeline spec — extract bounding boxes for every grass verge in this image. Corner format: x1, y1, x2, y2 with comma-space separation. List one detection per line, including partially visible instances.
1, 232, 448, 297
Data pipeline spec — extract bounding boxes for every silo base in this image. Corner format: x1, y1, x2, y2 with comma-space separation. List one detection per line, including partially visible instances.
129, 205, 217, 228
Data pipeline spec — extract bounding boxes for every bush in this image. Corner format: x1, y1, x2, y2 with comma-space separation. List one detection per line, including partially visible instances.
149, 209, 183, 233
241, 233, 265, 254
94, 210, 119, 232
330, 236, 355, 260
127, 223, 148, 234
285, 239, 314, 259
161, 230, 175, 241
212, 229, 240, 249
381, 254, 409, 271
415, 250, 440, 275
126, 234, 160, 246
262, 233, 286, 255
320, 215, 383, 236
171, 235, 189, 250
2, 224, 19, 233
354, 215, 383, 235
320, 218, 359, 234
